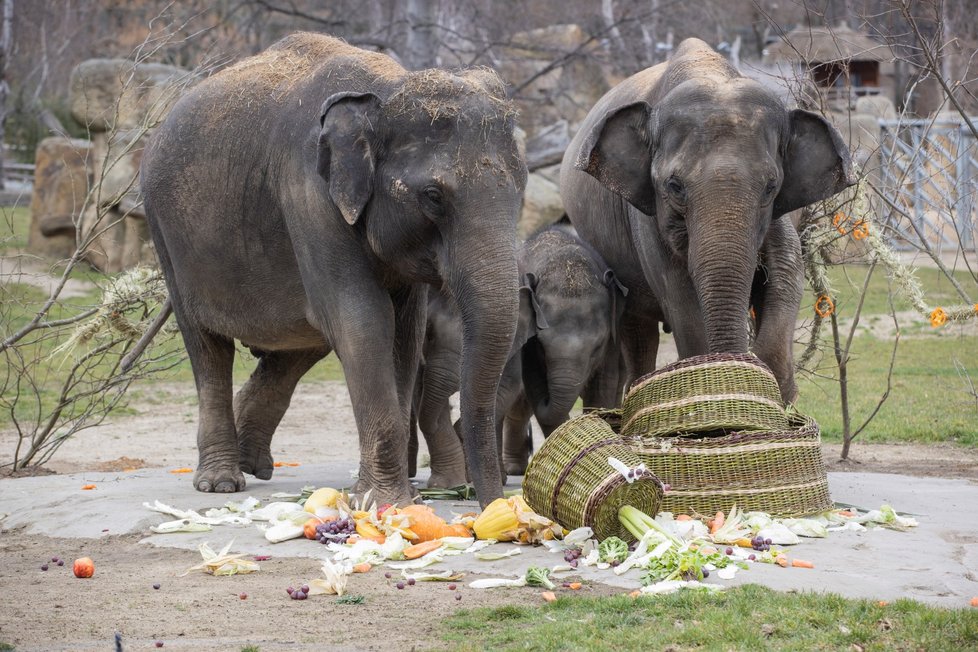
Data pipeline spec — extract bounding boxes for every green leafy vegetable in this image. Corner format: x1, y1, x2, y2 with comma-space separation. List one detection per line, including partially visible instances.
336, 594, 366, 605
524, 566, 556, 590
641, 546, 742, 585
598, 536, 629, 564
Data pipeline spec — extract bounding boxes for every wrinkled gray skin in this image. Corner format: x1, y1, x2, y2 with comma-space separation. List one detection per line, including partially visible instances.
413, 224, 625, 482
560, 39, 856, 402
140, 34, 526, 507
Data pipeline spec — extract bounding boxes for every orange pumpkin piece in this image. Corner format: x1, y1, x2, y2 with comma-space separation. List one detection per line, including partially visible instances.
73, 557, 95, 578
403, 540, 443, 559
352, 562, 372, 573
568, 582, 582, 590
541, 591, 557, 603
399, 505, 470, 542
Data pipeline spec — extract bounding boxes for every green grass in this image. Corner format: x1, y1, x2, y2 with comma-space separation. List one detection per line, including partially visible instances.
0, 206, 30, 252
796, 334, 978, 446
799, 263, 976, 319
439, 586, 978, 651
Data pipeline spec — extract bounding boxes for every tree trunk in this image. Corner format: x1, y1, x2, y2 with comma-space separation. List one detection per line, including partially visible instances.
405, 0, 439, 70
0, 0, 13, 190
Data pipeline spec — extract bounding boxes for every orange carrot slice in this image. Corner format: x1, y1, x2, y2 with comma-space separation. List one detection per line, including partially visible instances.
352, 562, 372, 573
791, 559, 814, 569
81, 484, 96, 490
541, 591, 557, 602
568, 582, 582, 590
403, 540, 443, 559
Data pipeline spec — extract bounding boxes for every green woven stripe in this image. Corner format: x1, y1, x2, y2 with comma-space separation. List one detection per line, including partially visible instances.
659, 479, 833, 518
622, 397, 789, 437
522, 413, 663, 541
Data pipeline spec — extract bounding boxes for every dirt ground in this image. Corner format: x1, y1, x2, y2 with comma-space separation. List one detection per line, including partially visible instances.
3, 381, 978, 651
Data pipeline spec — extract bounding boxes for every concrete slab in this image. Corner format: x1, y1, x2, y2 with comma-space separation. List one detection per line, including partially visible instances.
2, 466, 976, 608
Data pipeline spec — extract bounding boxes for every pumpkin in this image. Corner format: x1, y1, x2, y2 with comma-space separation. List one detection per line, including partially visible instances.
73, 557, 95, 578
399, 505, 471, 542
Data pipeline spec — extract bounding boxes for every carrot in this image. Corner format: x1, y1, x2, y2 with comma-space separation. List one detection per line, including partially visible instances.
709, 510, 725, 534
345, 535, 361, 544
628, 590, 642, 598
676, 514, 693, 521
403, 540, 443, 559
352, 562, 372, 573
969, 597, 978, 608
791, 559, 814, 569
568, 582, 582, 590
775, 555, 789, 568
838, 510, 855, 517
541, 591, 557, 603
877, 600, 889, 607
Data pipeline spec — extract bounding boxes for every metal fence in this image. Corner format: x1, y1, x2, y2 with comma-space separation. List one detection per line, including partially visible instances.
876, 118, 977, 252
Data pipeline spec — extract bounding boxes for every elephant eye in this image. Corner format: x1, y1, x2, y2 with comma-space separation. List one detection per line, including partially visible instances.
763, 179, 779, 200
420, 185, 445, 215
665, 176, 687, 204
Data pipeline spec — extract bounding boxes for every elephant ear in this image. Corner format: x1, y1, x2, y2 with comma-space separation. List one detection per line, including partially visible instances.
774, 109, 857, 217
519, 272, 549, 332
575, 101, 656, 216
318, 91, 382, 225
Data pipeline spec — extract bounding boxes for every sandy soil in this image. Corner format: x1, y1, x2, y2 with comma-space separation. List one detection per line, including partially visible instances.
3, 377, 977, 651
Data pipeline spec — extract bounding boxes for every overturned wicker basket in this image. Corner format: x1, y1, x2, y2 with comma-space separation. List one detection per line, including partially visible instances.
522, 412, 664, 541
621, 353, 789, 438
601, 409, 832, 517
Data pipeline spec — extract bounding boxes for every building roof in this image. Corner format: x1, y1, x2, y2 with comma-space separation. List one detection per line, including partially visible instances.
766, 25, 894, 63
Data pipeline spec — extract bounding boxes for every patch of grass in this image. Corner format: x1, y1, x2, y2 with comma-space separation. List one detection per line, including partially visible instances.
439, 586, 978, 651
0, 206, 31, 252
797, 334, 978, 446
799, 263, 976, 320
0, 642, 15, 651
241, 646, 260, 652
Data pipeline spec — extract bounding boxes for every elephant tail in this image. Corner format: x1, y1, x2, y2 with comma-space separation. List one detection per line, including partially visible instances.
120, 297, 173, 373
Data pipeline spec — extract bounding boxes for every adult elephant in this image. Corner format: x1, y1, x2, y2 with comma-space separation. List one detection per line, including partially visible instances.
560, 38, 855, 402
140, 33, 526, 507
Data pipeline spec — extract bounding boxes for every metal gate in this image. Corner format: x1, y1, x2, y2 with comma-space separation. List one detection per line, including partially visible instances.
876, 118, 977, 252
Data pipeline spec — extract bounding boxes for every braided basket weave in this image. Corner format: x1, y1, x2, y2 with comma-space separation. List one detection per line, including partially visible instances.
522, 412, 664, 541
621, 353, 789, 437
618, 410, 832, 517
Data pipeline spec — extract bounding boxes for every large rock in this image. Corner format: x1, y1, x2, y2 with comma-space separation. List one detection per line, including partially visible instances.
496, 25, 609, 151
79, 130, 154, 272
27, 137, 94, 260
519, 168, 564, 238
69, 59, 188, 132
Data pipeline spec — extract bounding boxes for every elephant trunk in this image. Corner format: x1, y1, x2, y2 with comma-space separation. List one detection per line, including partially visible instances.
448, 232, 519, 508
687, 193, 759, 355
522, 341, 581, 435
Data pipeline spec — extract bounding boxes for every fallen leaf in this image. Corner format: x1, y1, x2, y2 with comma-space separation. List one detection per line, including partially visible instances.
81, 484, 96, 490
169, 468, 193, 474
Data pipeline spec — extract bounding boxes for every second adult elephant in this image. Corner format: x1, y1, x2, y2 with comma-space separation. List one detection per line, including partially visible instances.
561, 38, 856, 401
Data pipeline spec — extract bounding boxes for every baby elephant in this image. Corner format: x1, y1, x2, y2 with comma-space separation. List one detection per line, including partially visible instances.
413, 223, 627, 485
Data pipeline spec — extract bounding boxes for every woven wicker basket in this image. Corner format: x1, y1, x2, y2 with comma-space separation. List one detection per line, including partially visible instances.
621, 353, 789, 438
620, 411, 832, 517
522, 412, 664, 541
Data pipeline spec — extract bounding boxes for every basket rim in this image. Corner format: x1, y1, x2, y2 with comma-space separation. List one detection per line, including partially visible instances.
628, 353, 781, 395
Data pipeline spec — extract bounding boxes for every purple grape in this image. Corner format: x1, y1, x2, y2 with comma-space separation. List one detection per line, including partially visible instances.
51, 557, 60, 563
725, 547, 733, 556
407, 578, 416, 586
569, 560, 578, 569
57, 560, 64, 567
153, 583, 161, 590
300, 584, 309, 594
448, 584, 457, 590
764, 538, 772, 546
396, 582, 405, 590
40, 564, 48, 571
455, 593, 462, 601
155, 642, 164, 648
610, 560, 620, 567
286, 586, 295, 596
701, 568, 710, 578
748, 554, 756, 561
384, 572, 392, 579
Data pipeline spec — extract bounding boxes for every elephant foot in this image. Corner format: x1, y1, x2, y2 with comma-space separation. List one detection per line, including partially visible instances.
238, 440, 274, 480
194, 463, 246, 493
352, 477, 421, 508
426, 468, 468, 489
503, 459, 528, 476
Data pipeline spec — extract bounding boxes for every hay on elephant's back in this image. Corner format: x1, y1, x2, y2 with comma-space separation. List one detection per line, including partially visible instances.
525, 230, 602, 298
219, 33, 403, 102
386, 67, 517, 124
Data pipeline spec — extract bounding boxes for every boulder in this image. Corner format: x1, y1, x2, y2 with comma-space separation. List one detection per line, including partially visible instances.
69, 59, 188, 132
518, 170, 564, 238
855, 95, 897, 121
27, 137, 94, 260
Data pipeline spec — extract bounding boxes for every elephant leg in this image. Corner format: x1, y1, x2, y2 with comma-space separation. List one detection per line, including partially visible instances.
234, 348, 326, 480
618, 311, 661, 392
181, 323, 242, 493
417, 352, 467, 488
341, 285, 425, 505
502, 393, 533, 476
582, 344, 623, 410
751, 218, 804, 403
